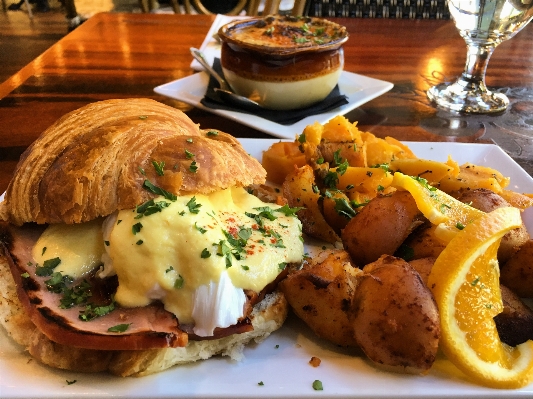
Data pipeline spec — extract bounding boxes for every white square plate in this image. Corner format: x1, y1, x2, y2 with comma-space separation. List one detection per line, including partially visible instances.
1, 141, 532, 398
154, 71, 394, 139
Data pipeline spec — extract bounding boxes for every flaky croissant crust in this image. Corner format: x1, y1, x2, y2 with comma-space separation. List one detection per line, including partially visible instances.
0, 99, 266, 225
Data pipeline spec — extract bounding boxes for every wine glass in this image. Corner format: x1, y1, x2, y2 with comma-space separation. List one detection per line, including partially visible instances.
427, 0, 533, 113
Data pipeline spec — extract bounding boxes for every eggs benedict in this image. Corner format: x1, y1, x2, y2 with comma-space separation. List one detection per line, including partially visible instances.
0, 98, 304, 376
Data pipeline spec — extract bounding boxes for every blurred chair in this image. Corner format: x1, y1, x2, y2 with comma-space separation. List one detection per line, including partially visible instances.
299, 0, 450, 19
138, 0, 300, 15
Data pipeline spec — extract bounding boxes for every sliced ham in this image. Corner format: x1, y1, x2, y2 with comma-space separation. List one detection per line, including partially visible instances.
1, 223, 259, 351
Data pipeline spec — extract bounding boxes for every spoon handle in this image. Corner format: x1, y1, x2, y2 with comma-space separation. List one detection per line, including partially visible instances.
190, 47, 231, 92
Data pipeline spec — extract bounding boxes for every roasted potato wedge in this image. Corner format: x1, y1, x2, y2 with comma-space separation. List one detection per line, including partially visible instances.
500, 239, 533, 298
494, 284, 533, 346
351, 255, 440, 374
341, 191, 425, 267
282, 165, 340, 243
399, 223, 446, 261
455, 188, 529, 263
279, 250, 361, 347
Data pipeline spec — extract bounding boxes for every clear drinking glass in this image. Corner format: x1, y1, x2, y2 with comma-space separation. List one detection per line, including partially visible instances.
427, 0, 533, 113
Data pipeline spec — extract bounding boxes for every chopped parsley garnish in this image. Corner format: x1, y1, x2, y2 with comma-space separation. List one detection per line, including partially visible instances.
201, 248, 211, 258
278, 262, 287, 270
108, 323, 131, 333
166, 266, 174, 273
312, 380, 323, 391
258, 381, 264, 386
136, 240, 144, 245
79, 301, 115, 321
241, 265, 250, 271
333, 197, 356, 219
195, 222, 207, 234
35, 257, 62, 277
186, 138, 193, 143
132, 222, 143, 235
138, 166, 146, 175
152, 160, 165, 176
377, 184, 385, 192
174, 275, 184, 289
206, 130, 218, 136
298, 133, 306, 143
186, 197, 202, 214
316, 157, 324, 164
45, 272, 73, 294
185, 149, 195, 159
42, 247, 47, 256
135, 199, 171, 218
66, 380, 77, 385
104, 240, 110, 246
323, 170, 339, 189
59, 279, 92, 309
275, 204, 304, 217
293, 36, 309, 43
456, 222, 465, 230
143, 180, 177, 201
471, 277, 480, 286
189, 161, 198, 173
21, 272, 30, 278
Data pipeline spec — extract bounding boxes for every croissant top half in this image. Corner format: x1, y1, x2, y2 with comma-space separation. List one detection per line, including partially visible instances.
0, 99, 266, 225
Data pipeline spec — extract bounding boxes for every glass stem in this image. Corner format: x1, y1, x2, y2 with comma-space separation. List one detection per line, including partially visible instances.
460, 42, 497, 89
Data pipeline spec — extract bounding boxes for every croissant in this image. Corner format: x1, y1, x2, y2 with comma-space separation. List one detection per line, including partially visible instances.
0, 98, 266, 225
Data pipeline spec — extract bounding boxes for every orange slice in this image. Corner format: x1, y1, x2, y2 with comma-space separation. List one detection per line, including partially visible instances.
391, 172, 484, 242
428, 206, 533, 389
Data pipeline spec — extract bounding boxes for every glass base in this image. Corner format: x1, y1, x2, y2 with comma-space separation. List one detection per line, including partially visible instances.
427, 82, 509, 114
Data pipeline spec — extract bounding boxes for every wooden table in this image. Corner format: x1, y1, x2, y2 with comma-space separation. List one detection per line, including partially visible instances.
1, 13, 533, 194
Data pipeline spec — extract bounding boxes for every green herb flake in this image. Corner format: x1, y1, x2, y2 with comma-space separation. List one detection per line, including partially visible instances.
166, 266, 174, 273
298, 133, 306, 143
316, 157, 324, 165
471, 277, 480, 286
138, 166, 146, 175
136, 240, 144, 245
278, 262, 287, 271
189, 160, 198, 173
241, 265, 250, 271
108, 323, 131, 333
42, 247, 47, 256
186, 138, 193, 143
206, 130, 218, 136
312, 380, 323, 391
66, 380, 77, 385
143, 180, 177, 201
174, 275, 184, 289
275, 344, 279, 349
21, 272, 30, 278
195, 222, 207, 234
132, 222, 143, 235
151, 160, 165, 176
35, 257, 62, 277
185, 149, 195, 159
186, 197, 202, 214
275, 204, 304, 217
456, 222, 465, 230
201, 248, 211, 258
139, 115, 148, 120
333, 197, 356, 219
258, 381, 264, 386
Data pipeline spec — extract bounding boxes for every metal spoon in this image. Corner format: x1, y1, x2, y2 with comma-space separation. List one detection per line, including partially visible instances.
189, 47, 264, 112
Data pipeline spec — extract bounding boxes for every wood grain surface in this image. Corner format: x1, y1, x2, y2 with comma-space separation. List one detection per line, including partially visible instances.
1, 13, 533, 193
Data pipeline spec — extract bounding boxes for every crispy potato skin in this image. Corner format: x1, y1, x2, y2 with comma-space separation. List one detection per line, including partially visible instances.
282, 165, 340, 244
351, 255, 440, 374
501, 240, 533, 298
279, 250, 361, 347
494, 284, 533, 346
408, 257, 437, 286
455, 189, 529, 263
400, 223, 446, 261
341, 191, 424, 267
